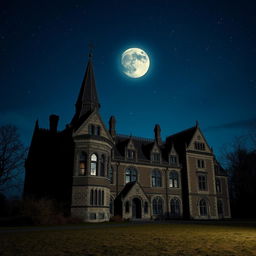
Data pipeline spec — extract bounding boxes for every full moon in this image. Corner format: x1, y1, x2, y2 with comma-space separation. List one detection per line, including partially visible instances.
121, 48, 150, 78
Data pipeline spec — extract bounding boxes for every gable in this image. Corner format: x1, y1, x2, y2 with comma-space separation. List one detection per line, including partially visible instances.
122, 182, 148, 201
188, 128, 212, 153
73, 110, 113, 141
151, 142, 160, 153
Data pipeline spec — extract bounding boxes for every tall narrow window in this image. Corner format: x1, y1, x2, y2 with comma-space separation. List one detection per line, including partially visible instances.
94, 190, 98, 205
109, 167, 114, 184
217, 200, 223, 215
216, 178, 221, 193
100, 155, 105, 176
102, 190, 104, 206
99, 189, 101, 206
110, 197, 114, 215
96, 126, 101, 136
125, 201, 130, 213
199, 199, 207, 216
170, 198, 180, 217
144, 202, 148, 214
169, 171, 179, 188
90, 154, 97, 176
152, 197, 163, 215
152, 170, 162, 187
90, 189, 94, 205
198, 175, 207, 191
79, 153, 86, 175
125, 167, 137, 183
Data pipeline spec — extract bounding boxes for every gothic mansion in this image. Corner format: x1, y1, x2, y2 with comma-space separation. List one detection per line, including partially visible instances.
24, 56, 231, 222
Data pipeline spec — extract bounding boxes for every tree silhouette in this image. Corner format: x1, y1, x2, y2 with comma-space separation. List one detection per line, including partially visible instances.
0, 125, 26, 192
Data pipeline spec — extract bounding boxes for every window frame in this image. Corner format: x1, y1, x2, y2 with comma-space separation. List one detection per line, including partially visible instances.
152, 169, 162, 187
169, 171, 179, 188
90, 153, 98, 176
125, 167, 137, 183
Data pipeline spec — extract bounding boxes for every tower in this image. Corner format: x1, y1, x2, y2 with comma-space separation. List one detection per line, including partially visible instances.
70, 55, 114, 222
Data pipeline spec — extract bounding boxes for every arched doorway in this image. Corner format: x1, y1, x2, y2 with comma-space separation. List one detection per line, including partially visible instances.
132, 198, 142, 219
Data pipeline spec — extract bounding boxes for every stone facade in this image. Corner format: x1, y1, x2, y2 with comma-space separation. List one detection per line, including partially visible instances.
24, 57, 231, 222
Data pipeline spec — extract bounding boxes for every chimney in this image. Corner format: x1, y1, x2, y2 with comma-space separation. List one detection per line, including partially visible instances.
154, 124, 162, 145
49, 114, 59, 133
109, 116, 116, 137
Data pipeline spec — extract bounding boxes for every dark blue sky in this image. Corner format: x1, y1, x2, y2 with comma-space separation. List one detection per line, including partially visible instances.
1, 0, 256, 160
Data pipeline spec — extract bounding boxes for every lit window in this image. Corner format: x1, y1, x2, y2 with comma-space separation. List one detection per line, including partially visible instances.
198, 175, 207, 191
90, 154, 97, 176
152, 169, 162, 187
152, 197, 163, 215
199, 199, 207, 216
79, 153, 86, 175
169, 171, 179, 188
125, 167, 137, 183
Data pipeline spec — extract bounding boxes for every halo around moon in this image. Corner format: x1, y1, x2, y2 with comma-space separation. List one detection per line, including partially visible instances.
121, 48, 150, 78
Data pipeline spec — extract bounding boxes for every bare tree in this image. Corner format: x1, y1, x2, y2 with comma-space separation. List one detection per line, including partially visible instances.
0, 125, 27, 192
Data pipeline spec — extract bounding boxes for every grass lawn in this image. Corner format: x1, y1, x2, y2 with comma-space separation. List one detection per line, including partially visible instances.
1, 222, 256, 256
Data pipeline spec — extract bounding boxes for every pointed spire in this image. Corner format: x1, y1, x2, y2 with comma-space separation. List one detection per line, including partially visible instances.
73, 54, 100, 123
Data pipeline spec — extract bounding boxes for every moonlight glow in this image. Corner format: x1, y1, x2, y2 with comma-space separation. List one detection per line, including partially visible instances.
121, 48, 150, 78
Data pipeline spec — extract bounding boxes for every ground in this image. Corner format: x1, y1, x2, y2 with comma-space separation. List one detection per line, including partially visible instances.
1, 221, 256, 256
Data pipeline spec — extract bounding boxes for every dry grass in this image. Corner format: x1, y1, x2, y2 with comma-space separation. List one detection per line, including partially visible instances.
1, 222, 256, 256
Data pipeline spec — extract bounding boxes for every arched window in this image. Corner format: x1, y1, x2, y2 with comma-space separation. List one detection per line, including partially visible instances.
216, 178, 221, 193
152, 169, 162, 187
170, 198, 180, 217
217, 200, 223, 215
90, 154, 97, 176
125, 201, 130, 213
144, 202, 148, 214
110, 197, 114, 215
125, 167, 137, 183
152, 197, 163, 215
169, 171, 179, 188
100, 155, 105, 176
79, 153, 86, 175
199, 199, 207, 216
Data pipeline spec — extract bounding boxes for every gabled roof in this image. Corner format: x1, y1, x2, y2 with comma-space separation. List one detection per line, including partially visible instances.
116, 181, 136, 199
166, 125, 197, 153
113, 134, 169, 163
71, 56, 100, 125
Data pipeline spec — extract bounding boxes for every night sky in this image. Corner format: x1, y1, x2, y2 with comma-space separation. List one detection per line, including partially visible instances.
1, 0, 256, 162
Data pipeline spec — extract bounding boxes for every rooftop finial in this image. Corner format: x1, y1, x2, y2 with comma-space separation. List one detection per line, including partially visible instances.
88, 42, 94, 59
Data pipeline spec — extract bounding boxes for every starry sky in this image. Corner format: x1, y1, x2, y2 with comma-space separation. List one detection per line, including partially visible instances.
1, 0, 256, 161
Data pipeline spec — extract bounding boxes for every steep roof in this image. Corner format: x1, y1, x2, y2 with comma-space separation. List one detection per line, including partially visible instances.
116, 181, 136, 200
71, 56, 100, 125
166, 125, 197, 153
113, 134, 169, 164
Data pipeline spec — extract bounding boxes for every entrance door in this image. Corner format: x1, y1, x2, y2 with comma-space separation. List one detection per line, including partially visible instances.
132, 198, 142, 219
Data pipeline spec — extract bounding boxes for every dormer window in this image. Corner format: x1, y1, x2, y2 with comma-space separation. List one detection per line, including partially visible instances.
152, 153, 160, 162
127, 149, 135, 159
88, 124, 101, 136
169, 155, 177, 165
194, 142, 205, 151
